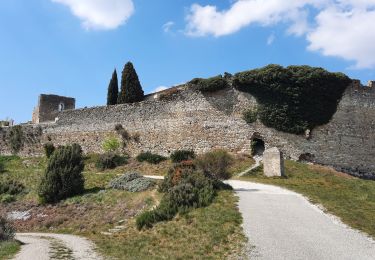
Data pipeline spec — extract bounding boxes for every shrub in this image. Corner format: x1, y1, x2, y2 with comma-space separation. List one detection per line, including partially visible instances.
0, 180, 25, 195
0, 216, 14, 241
108, 172, 155, 192
170, 150, 195, 163
114, 124, 130, 143
195, 150, 234, 180
95, 153, 127, 171
43, 143, 55, 158
7, 126, 24, 154
0, 194, 15, 203
189, 75, 228, 92
233, 64, 351, 134
243, 108, 258, 124
102, 136, 121, 153
136, 152, 167, 164
0, 161, 4, 173
38, 144, 85, 203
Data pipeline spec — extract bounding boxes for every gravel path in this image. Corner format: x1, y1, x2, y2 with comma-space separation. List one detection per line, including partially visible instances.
226, 180, 375, 260
14, 233, 102, 260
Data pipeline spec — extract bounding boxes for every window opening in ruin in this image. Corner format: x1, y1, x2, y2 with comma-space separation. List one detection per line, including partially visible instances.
58, 102, 65, 112
251, 138, 265, 156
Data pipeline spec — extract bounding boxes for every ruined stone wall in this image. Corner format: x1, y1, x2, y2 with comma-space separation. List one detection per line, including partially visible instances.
1, 85, 374, 178
32, 94, 75, 124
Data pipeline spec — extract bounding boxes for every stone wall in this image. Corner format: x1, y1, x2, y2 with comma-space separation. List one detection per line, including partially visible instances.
1, 84, 375, 178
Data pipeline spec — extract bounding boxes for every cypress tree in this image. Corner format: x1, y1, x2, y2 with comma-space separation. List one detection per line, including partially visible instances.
118, 62, 144, 104
107, 69, 119, 105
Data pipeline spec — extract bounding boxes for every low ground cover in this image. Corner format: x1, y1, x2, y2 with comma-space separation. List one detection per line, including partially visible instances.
240, 160, 375, 238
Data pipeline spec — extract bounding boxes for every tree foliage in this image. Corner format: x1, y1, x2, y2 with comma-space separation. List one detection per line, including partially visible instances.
107, 69, 119, 105
233, 65, 351, 134
38, 144, 85, 203
118, 62, 144, 104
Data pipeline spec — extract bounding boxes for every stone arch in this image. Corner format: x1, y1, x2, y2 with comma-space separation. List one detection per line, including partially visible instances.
58, 102, 65, 112
298, 153, 315, 162
251, 132, 265, 156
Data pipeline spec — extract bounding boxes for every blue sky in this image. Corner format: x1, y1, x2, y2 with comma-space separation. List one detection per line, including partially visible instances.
1, 0, 375, 123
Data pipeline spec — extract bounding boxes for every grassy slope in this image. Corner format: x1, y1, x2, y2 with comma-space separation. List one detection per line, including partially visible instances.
240, 160, 375, 238
0, 155, 247, 259
0, 240, 21, 260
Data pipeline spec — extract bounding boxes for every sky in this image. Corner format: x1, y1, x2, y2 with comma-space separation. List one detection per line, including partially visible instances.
1, 0, 375, 123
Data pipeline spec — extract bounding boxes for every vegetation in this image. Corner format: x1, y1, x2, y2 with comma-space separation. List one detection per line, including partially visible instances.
0, 216, 19, 260
137, 159, 232, 229
108, 172, 155, 192
189, 75, 228, 92
0, 161, 4, 173
43, 142, 55, 158
118, 62, 144, 104
7, 125, 24, 154
107, 69, 119, 105
0, 240, 21, 260
0, 216, 14, 241
243, 108, 258, 124
195, 149, 233, 180
233, 65, 352, 134
240, 160, 375, 238
136, 151, 167, 164
102, 136, 121, 153
170, 150, 195, 163
38, 144, 85, 203
95, 153, 127, 171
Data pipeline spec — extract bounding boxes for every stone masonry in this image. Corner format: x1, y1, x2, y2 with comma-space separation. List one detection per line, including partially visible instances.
1, 82, 375, 179
263, 147, 285, 177
32, 94, 75, 124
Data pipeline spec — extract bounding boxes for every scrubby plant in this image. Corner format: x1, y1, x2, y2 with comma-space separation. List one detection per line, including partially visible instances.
136, 152, 167, 164
107, 69, 119, 105
195, 150, 234, 180
95, 153, 127, 171
114, 124, 130, 146
108, 172, 155, 192
242, 108, 258, 124
43, 142, 55, 158
0, 161, 4, 173
102, 136, 121, 153
7, 125, 24, 154
170, 150, 195, 163
189, 75, 228, 92
233, 64, 352, 134
38, 144, 85, 203
118, 62, 144, 104
0, 216, 15, 241
0, 180, 25, 195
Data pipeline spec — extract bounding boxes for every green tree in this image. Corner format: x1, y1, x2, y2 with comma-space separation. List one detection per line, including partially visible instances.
107, 69, 119, 105
38, 144, 85, 203
118, 62, 144, 104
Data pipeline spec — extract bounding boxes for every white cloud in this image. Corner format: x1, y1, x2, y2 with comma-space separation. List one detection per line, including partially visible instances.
163, 21, 175, 33
267, 33, 275, 45
52, 0, 134, 30
186, 0, 375, 68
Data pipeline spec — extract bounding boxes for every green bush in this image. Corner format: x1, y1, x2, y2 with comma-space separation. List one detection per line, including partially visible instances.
102, 136, 121, 153
233, 64, 351, 134
189, 75, 228, 92
136, 152, 167, 164
43, 143, 55, 158
0, 161, 4, 173
7, 126, 24, 154
0, 180, 25, 195
0, 194, 15, 203
243, 108, 258, 124
95, 153, 127, 171
195, 150, 234, 180
170, 150, 195, 163
114, 124, 130, 144
38, 144, 85, 203
108, 172, 155, 192
0, 216, 14, 241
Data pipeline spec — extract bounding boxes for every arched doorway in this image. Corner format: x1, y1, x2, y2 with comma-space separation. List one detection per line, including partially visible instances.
251, 133, 265, 156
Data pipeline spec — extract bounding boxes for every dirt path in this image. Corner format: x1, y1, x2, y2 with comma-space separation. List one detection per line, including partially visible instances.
14, 233, 102, 260
237, 155, 262, 177
226, 180, 375, 260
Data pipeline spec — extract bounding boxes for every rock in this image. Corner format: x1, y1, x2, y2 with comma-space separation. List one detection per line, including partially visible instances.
263, 147, 285, 177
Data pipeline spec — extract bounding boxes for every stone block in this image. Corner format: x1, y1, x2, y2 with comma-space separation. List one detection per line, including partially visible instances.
263, 147, 285, 177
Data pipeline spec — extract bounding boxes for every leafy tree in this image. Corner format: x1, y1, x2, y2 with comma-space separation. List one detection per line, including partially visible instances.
118, 62, 144, 104
38, 144, 85, 203
107, 69, 119, 105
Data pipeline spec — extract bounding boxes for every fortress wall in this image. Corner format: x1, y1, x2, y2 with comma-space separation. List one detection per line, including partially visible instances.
1, 85, 374, 178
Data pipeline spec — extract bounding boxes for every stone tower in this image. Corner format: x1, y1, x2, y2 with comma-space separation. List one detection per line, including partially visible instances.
32, 94, 75, 124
